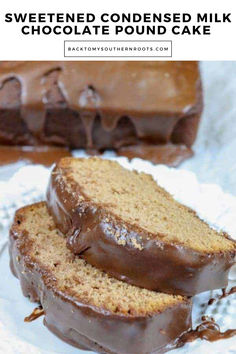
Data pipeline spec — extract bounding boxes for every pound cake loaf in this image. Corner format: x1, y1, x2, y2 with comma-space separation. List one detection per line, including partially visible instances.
47, 157, 236, 296
0, 61, 202, 166
9, 202, 192, 354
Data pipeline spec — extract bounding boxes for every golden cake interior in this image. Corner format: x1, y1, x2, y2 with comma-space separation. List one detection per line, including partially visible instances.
58, 157, 235, 253
14, 202, 186, 316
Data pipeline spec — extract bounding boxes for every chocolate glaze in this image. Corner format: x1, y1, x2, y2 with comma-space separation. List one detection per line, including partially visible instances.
208, 286, 236, 305
0, 145, 71, 166
24, 306, 44, 322
46, 166, 236, 297
0, 61, 202, 166
9, 204, 192, 354
117, 143, 193, 167
220, 286, 236, 298
177, 316, 236, 344
208, 298, 216, 305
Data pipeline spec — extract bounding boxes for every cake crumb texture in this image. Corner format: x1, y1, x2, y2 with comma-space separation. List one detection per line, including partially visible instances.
13, 202, 187, 317
57, 157, 235, 253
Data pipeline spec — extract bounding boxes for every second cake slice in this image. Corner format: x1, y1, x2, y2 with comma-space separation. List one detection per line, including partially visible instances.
47, 157, 236, 296
10, 202, 191, 353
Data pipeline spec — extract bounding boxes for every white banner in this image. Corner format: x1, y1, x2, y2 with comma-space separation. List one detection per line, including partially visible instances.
0, 0, 235, 60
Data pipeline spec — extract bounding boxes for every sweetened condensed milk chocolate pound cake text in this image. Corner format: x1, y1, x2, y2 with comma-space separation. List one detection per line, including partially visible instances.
0, 61, 202, 166
47, 157, 236, 296
9, 202, 192, 354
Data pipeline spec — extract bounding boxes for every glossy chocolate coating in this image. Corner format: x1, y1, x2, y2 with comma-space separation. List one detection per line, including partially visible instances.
9, 204, 192, 354
0, 61, 202, 166
117, 143, 193, 167
0, 146, 71, 166
47, 166, 236, 297
177, 316, 236, 344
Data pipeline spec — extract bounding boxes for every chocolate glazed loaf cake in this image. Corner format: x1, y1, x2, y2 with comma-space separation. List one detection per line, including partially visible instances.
0, 61, 202, 166
9, 202, 192, 354
47, 158, 236, 296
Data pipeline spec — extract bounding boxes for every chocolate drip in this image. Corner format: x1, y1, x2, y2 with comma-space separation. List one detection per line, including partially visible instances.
178, 316, 236, 344
80, 112, 96, 148
220, 286, 236, 298
101, 112, 121, 132
0, 146, 72, 166
208, 298, 215, 305
117, 143, 193, 167
208, 286, 236, 306
24, 306, 44, 322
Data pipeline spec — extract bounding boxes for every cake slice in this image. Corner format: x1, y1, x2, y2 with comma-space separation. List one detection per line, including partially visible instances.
47, 157, 236, 296
9, 202, 192, 354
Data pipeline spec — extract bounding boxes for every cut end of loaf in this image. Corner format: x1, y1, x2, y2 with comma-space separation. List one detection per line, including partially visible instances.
12, 202, 187, 317
56, 157, 236, 254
